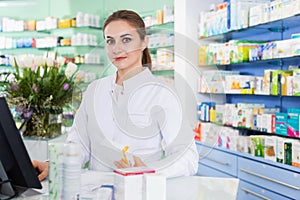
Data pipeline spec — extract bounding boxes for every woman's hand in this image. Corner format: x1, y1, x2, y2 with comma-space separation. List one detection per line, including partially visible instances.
32, 160, 49, 181
114, 156, 146, 168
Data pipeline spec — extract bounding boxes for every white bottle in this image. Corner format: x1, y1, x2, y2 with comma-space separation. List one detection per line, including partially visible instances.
95, 15, 101, 28
83, 13, 90, 27
63, 143, 81, 200
76, 12, 84, 27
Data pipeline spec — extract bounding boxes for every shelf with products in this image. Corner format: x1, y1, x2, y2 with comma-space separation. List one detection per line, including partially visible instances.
146, 22, 174, 35
198, 118, 300, 139
0, 15, 104, 59
151, 68, 174, 76
36, 45, 104, 50
196, 141, 300, 173
0, 26, 102, 35
149, 45, 174, 52
198, 91, 300, 97
198, 0, 300, 166
175, 0, 300, 198
196, 0, 300, 182
199, 54, 300, 68
146, 16, 174, 81
199, 6, 300, 41
196, 139, 300, 199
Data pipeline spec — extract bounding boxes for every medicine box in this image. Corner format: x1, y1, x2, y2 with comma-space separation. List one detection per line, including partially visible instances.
225, 75, 256, 94
250, 135, 265, 158
215, 104, 225, 125
261, 113, 276, 133
236, 136, 248, 154
198, 46, 207, 66
287, 108, 300, 138
114, 167, 155, 200
271, 70, 293, 95
224, 104, 236, 126
264, 136, 277, 162
293, 75, 300, 96
199, 122, 212, 143
275, 113, 288, 136
276, 136, 285, 163
143, 174, 166, 200
292, 140, 300, 168
284, 140, 293, 165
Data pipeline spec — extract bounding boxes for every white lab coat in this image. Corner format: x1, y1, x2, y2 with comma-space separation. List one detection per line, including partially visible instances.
66, 68, 199, 178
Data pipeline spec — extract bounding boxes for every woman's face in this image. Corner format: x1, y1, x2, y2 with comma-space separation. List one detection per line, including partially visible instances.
104, 20, 147, 71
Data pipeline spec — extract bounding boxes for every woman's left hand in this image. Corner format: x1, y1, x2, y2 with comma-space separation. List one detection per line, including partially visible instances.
114, 155, 146, 168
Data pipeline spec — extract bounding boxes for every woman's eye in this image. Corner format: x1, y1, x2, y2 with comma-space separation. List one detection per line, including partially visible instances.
106, 39, 114, 45
122, 37, 131, 43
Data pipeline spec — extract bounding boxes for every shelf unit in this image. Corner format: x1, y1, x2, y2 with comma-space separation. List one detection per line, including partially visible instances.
197, 141, 300, 199
146, 21, 174, 35
0, 23, 108, 92
146, 22, 174, 80
174, 0, 300, 199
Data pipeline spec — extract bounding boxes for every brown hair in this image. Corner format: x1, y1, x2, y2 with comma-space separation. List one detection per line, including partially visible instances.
103, 10, 152, 70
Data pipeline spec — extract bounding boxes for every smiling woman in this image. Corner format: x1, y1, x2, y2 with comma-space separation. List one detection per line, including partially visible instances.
32, 9, 199, 181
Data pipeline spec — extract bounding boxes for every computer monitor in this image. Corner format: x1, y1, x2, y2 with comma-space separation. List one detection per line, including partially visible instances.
0, 97, 42, 198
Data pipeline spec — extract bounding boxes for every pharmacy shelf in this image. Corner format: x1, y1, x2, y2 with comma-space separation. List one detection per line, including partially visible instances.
151, 68, 174, 76
199, 54, 300, 68
149, 45, 174, 52
198, 92, 300, 98
0, 45, 103, 52
199, 14, 300, 41
0, 47, 42, 51
0, 26, 102, 35
196, 141, 300, 173
146, 22, 174, 35
37, 45, 104, 49
76, 63, 103, 66
201, 120, 275, 135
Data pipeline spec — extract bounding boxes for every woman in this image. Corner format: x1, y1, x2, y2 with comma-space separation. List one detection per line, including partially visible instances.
33, 10, 198, 180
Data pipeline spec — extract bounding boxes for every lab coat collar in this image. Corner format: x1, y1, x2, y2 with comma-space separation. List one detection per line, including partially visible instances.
111, 67, 155, 92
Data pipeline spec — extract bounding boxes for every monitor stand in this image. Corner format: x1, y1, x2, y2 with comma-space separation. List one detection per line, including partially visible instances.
0, 160, 15, 198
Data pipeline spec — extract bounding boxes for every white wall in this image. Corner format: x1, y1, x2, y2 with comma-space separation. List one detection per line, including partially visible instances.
174, 0, 225, 127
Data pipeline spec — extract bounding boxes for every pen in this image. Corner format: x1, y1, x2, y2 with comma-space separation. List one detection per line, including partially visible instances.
122, 146, 129, 165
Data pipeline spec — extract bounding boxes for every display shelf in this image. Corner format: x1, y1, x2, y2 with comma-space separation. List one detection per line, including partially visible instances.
149, 45, 174, 53
146, 22, 174, 35
199, 13, 300, 41
40, 26, 102, 31
201, 120, 275, 135
0, 47, 43, 51
198, 91, 300, 98
37, 45, 104, 50
76, 63, 104, 67
151, 68, 174, 76
196, 141, 300, 173
199, 54, 300, 68
0, 26, 102, 35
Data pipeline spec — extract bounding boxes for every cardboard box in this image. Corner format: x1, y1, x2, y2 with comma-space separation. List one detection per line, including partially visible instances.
287, 108, 300, 138
275, 113, 288, 136
264, 136, 277, 162
292, 140, 300, 168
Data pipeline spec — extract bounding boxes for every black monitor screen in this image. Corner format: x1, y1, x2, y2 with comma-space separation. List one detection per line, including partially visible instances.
0, 97, 42, 196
